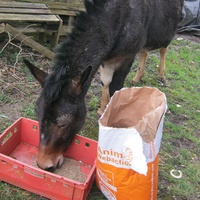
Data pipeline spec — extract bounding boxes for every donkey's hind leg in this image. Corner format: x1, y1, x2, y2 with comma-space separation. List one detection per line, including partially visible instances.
132, 50, 149, 85
158, 47, 168, 84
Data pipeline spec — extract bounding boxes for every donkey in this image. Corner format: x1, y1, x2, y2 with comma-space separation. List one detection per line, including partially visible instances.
24, 0, 183, 171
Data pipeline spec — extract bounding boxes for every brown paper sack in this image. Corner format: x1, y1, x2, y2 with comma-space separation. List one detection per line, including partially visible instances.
96, 87, 167, 200
100, 87, 167, 143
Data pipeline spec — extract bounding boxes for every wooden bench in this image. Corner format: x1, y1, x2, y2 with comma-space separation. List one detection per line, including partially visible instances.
46, 1, 85, 34
1, 0, 85, 36
0, 1, 63, 47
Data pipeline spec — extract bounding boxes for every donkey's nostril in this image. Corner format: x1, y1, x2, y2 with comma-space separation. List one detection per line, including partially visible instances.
56, 155, 64, 168
45, 166, 55, 172
37, 154, 64, 171
37, 158, 55, 171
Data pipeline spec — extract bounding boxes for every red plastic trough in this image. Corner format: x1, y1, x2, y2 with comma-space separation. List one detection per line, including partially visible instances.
0, 118, 98, 200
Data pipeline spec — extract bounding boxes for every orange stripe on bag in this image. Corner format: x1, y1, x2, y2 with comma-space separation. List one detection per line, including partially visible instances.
96, 155, 159, 200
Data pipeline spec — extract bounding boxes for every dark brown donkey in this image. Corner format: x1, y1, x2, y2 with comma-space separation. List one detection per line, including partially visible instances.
24, 0, 183, 171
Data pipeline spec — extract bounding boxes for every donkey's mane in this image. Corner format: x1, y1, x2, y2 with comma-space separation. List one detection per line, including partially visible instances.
42, 0, 106, 105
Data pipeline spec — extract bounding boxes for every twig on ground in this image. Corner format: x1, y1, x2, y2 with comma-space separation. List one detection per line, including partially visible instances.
0, 30, 22, 73
0, 78, 27, 96
0, 24, 39, 73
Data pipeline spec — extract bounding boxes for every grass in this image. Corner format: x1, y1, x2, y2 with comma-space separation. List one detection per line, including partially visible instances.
132, 37, 200, 199
0, 35, 200, 199
20, 103, 36, 119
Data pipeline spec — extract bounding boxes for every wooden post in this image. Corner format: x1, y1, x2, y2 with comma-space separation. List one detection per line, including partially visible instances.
51, 15, 63, 48
4, 23, 55, 60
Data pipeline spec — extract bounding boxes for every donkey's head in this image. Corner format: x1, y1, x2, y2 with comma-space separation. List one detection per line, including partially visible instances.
23, 59, 91, 171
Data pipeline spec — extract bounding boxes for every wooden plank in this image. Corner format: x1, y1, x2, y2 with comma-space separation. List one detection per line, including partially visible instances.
0, 13, 60, 22
15, 26, 51, 33
47, 4, 85, 12
0, 2, 47, 9
14, 0, 84, 7
0, 23, 5, 33
0, 1, 85, 17
48, 9, 77, 16
60, 24, 71, 35
1, 0, 85, 10
0, 8, 52, 15
54, 15, 63, 47
4, 23, 55, 60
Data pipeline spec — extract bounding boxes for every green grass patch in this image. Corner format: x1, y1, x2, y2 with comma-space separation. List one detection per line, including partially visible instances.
20, 103, 36, 119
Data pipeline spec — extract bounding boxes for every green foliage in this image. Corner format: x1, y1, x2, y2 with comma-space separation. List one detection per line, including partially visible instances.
20, 104, 36, 119
0, 93, 12, 104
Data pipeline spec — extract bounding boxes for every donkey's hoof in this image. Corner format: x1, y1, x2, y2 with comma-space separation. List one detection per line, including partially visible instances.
157, 77, 167, 86
97, 108, 104, 116
132, 79, 139, 85
132, 75, 142, 85
132, 81, 137, 85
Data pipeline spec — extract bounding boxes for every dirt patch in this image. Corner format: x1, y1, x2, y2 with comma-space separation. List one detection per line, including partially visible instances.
170, 137, 196, 150
1, 103, 23, 120
0, 40, 51, 126
177, 33, 200, 43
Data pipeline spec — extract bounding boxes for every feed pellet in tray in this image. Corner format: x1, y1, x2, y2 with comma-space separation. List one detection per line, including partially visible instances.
55, 158, 91, 183
10, 142, 91, 183
32, 157, 91, 183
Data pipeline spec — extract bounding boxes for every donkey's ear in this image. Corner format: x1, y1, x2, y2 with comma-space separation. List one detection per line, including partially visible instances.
23, 59, 48, 87
71, 66, 92, 95
80, 66, 92, 86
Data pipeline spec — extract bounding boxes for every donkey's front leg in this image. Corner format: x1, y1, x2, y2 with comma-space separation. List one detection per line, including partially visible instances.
98, 64, 114, 116
98, 85, 110, 115
132, 50, 148, 85
158, 47, 168, 84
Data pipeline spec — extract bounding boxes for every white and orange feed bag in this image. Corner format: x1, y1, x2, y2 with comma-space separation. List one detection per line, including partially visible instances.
96, 87, 167, 200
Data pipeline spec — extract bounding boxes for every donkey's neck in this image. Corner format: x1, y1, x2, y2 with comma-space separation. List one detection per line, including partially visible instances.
53, 18, 113, 95
55, 28, 112, 73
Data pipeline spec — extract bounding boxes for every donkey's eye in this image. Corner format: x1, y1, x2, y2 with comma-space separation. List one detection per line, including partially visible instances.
69, 95, 75, 102
58, 124, 66, 129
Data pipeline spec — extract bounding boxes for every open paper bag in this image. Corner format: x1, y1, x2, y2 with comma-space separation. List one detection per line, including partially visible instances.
96, 87, 167, 200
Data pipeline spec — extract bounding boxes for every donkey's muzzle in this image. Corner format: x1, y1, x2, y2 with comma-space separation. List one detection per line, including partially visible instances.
37, 148, 64, 171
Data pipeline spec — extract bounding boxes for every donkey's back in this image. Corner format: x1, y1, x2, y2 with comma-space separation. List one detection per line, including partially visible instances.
98, 0, 183, 55
97, 0, 183, 114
